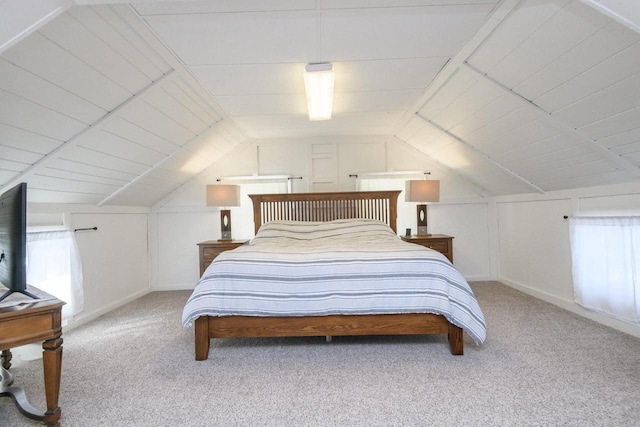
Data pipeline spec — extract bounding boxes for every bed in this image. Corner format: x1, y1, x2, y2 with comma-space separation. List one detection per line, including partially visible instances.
182, 190, 486, 360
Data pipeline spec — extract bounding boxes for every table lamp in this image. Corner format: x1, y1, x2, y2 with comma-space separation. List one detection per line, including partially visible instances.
206, 184, 240, 241
405, 180, 440, 235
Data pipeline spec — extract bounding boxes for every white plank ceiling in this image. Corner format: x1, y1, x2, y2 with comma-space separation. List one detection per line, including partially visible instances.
1, 0, 640, 205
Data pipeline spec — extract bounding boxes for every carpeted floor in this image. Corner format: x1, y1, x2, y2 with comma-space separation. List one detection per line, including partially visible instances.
2, 281, 639, 426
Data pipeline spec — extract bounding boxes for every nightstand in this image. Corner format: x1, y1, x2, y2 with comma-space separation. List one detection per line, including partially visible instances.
197, 240, 247, 276
400, 234, 454, 263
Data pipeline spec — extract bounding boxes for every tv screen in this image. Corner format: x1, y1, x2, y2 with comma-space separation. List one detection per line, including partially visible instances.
0, 182, 37, 302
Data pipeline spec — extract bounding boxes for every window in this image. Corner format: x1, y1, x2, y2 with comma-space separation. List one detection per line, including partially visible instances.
217, 175, 290, 238
357, 172, 424, 234
569, 216, 640, 324
27, 230, 84, 321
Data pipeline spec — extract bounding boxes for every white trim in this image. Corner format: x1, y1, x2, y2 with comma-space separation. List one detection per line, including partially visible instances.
580, 0, 640, 34
154, 283, 195, 292
0, 0, 72, 54
466, 275, 496, 282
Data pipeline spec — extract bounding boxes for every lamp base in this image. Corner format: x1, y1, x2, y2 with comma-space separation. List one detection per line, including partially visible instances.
220, 209, 232, 241
416, 204, 429, 235
417, 226, 430, 236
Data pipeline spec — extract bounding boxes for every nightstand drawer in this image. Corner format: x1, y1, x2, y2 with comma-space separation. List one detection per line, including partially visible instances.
424, 240, 449, 254
198, 240, 247, 276
202, 247, 224, 260
400, 234, 454, 263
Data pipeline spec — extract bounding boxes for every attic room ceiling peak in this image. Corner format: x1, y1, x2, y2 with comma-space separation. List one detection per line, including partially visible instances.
132, 0, 499, 139
3, 0, 640, 205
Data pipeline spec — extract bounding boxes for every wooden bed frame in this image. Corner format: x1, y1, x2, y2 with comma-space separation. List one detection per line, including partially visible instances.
194, 190, 464, 360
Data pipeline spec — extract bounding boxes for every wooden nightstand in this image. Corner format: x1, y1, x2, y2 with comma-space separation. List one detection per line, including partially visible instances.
197, 240, 247, 276
400, 234, 454, 263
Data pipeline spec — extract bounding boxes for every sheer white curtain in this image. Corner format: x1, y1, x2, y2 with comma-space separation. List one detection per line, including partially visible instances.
569, 216, 640, 324
27, 230, 84, 320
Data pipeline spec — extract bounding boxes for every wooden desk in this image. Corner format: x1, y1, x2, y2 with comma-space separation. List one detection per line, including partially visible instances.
0, 293, 64, 427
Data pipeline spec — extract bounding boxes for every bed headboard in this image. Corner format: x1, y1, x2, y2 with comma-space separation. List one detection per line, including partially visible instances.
248, 190, 401, 234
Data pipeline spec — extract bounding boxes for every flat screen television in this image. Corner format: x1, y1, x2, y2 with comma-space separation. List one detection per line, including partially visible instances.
0, 182, 38, 302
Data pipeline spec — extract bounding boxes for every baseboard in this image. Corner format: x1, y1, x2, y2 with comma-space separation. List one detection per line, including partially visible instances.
499, 277, 640, 339
153, 283, 196, 291
465, 274, 496, 282
64, 288, 151, 332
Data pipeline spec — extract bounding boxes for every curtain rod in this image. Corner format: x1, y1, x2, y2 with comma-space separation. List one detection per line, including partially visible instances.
74, 227, 97, 232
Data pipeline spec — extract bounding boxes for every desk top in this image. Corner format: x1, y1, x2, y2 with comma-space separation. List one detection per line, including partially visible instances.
0, 286, 64, 319
0, 288, 64, 350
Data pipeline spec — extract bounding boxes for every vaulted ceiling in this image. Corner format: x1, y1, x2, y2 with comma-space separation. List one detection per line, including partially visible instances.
1, 0, 639, 205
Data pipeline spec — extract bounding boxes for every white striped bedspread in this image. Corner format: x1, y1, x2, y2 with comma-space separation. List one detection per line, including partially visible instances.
182, 219, 486, 345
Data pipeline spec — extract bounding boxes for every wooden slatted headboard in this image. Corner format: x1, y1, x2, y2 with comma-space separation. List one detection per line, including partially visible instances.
248, 190, 401, 234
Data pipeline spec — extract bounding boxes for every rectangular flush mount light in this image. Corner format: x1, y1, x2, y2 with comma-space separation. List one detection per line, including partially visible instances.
304, 63, 334, 121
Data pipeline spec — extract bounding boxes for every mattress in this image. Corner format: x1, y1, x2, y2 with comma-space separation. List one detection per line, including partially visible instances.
182, 219, 486, 344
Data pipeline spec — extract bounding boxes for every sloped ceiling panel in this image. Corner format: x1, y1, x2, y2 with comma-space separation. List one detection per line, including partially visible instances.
465, 0, 640, 188
419, 66, 627, 192
0, 4, 243, 206
69, 75, 216, 205
401, 116, 537, 195
396, 0, 640, 195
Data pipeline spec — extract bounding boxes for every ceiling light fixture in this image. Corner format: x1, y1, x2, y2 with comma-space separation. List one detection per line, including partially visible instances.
304, 63, 334, 121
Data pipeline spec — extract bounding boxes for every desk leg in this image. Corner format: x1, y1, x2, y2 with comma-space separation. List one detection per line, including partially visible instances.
42, 337, 63, 427
1, 349, 12, 370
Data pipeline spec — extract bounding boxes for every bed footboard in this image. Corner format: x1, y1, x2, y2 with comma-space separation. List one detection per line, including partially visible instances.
193, 313, 464, 360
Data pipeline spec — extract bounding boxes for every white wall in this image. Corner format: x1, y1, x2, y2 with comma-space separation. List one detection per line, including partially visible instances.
432, 202, 492, 280
154, 211, 214, 290
495, 182, 640, 338
23, 144, 640, 340
152, 136, 494, 290
497, 198, 574, 300
28, 204, 150, 330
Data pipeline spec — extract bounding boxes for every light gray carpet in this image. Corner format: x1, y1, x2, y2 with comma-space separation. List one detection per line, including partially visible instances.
2, 282, 639, 426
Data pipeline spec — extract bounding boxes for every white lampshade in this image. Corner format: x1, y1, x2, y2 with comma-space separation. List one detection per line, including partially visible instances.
405, 180, 440, 203
206, 185, 240, 207
304, 63, 335, 121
